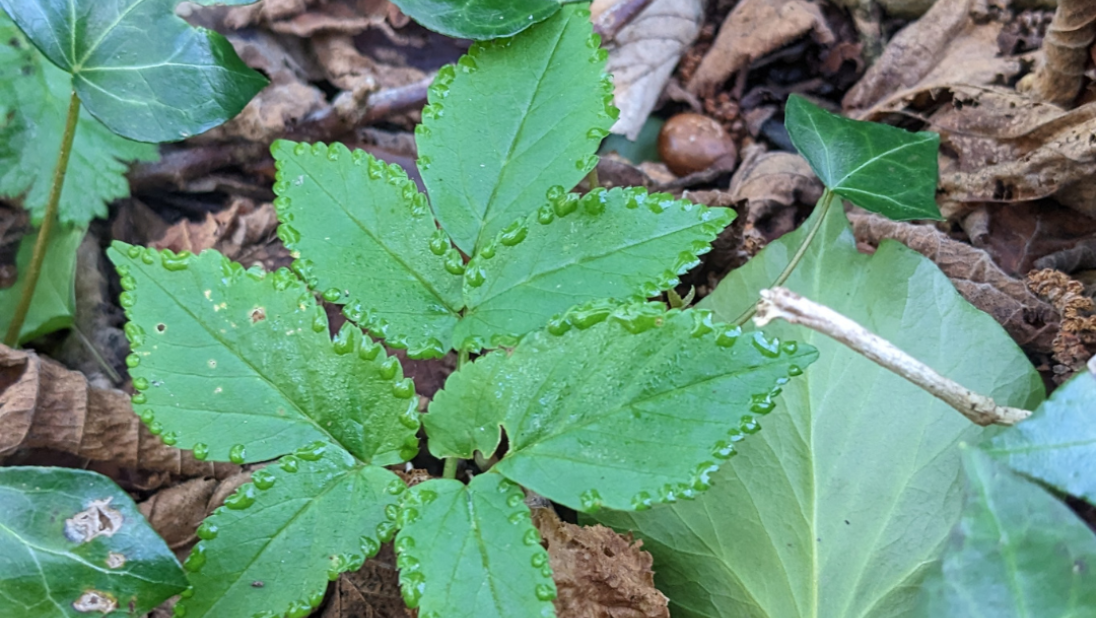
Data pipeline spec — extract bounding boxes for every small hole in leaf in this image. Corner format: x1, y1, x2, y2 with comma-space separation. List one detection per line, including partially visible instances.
156, 323, 166, 332
251, 308, 266, 323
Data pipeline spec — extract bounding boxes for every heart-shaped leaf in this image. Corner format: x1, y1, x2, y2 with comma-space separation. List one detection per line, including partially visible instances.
427, 303, 816, 512
107, 243, 421, 465
593, 206, 1043, 617
389, 0, 561, 40
179, 444, 403, 618
394, 474, 556, 616
0, 224, 84, 344
785, 94, 941, 220
0, 467, 188, 618
918, 446, 1096, 617
0, 0, 267, 142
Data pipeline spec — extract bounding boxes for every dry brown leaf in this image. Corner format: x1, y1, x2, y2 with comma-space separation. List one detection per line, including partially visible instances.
688, 0, 834, 97
848, 210, 1059, 353
138, 472, 250, 549
533, 508, 669, 618
970, 201, 1096, 274
1020, 0, 1096, 105
225, 0, 391, 34
0, 344, 236, 477
1026, 268, 1096, 377
591, 0, 705, 139
835, 0, 935, 19
321, 544, 410, 618
152, 198, 280, 268
844, 0, 1023, 115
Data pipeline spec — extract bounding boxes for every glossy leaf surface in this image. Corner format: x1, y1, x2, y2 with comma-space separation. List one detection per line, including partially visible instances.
418, 4, 615, 253
394, 474, 555, 617
107, 244, 420, 465
428, 304, 816, 512
179, 445, 403, 618
918, 446, 1096, 617
0, 0, 267, 142
595, 206, 1043, 617
0, 13, 158, 225
271, 140, 462, 358
0, 224, 84, 344
0, 467, 187, 618
785, 94, 941, 220
453, 187, 734, 350
984, 368, 1096, 505
390, 0, 560, 39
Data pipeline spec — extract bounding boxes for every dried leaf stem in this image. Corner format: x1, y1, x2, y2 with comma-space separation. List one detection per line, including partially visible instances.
754, 286, 1032, 426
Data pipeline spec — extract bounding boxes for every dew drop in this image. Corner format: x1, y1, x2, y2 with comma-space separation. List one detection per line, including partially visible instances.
228, 444, 247, 464
586, 127, 609, 140
397, 507, 420, 527
479, 241, 497, 259
322, 288, 342, 302
131, 392, 147, 405
553, 193, 579, 217
196, 521, 218, 541
741, 416, 761, 434
535, 582, 557, 601
333, 323, 357, 355
536, 205, 555, 224
788, 364, 803, 376
546, 317, 572, 336
133, 377, 150, 391
387, 478, 408, 495
286, 600, 312, 618
711, 441, 736, 460
417, 153, 432, 169
296, 441, 327, 461
507, 493, 523, 508
127, 245, 141, 259
252, 468, 276, 490
184, 545, 206, 572
119, 291, 137, 308
579, 489, 603, 512
279, 455, 300, 473
751, 332, 781, 357
715, 326, 742, 347
575, 154, 599, 172
401, 571, 425, 608
545, 185, 566, 202
141, 247, 156, 265
360, 535, 380, 557
379, 357, 401, 380
631, 491, 654, 511
750, 394, 776, 415
509, 510, 530, 525
120, 275, 137, 291
277, 224, 301, 246
498, 221, 528, 246
392, 378, 415, 399
125, 353, 140, 369
522, 527, 541, 546
465, 263, 486, 288
326, 143, 341, 161
443, 248, 465, 275
531, 552, 548, 569
458, 55, 478, 73
139, 409, 155, 423
782, 341, 799, 354
377, 520, 397, 542
161, 431, 178, 446
225, 484, 256, 510
310, 142, 326, 156
359, 337, 382, 361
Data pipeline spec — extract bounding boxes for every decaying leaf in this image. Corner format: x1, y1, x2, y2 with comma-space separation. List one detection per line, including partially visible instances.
138, 473, 250, 549
1027, 268, 1096, 376
591, 0, 705, 140
225, 0, 398, 36
65, 497, 124, 543
688, 0, 834, 97
848, 210, 1058, 353
152, 198, 282, 269
0, 344, 235, 477
533, 508, 669, 618
973, 201, 1096, 274
1019, 0, 1096, 105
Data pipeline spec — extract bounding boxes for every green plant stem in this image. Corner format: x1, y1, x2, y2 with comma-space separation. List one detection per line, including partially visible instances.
586, 167, 600, 189
442, 457, 458, 480
4, 91, 81, 347
732, 189, 835, 328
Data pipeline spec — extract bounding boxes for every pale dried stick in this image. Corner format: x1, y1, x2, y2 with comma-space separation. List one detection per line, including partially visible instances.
753, 287, 1032, 426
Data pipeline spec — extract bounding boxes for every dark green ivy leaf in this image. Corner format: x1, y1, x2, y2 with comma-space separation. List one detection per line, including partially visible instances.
389, 0, 561, 40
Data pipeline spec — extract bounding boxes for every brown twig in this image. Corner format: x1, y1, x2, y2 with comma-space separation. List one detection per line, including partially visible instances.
1020, 0, 1096, 105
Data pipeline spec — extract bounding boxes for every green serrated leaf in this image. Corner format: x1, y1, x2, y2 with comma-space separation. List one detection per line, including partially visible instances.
917, 445, 1096, 617
428, 302, 816, 512
270, 140, 463, 359
0, 14, 158, 225
0, 224, 84, 344
983, 368, 1096, 505
395, 474, 556, 616
593, 206, 1043, 618
785, 94, 941, 221
106, 243, 420, 465
179, 444, 404, 618
0, 0, 267, 143
418, 4, 615, 253
0, 467, 188, 618
390, 0, 561, 40
453, 187, 734, 350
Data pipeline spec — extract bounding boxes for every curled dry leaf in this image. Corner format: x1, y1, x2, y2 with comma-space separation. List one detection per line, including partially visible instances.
152, 197, 284, 270
688, 0, 834, 97
1026, 268, 1096, 376
225, 0, 394, 36
533, 507, 669, 618
847, 210, 1059, 354
1020, 0, 1096, 105
591, 0, 705, 139
0, 344, 235, 477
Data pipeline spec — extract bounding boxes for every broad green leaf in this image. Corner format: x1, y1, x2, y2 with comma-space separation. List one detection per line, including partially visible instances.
785, 94, 941, 220
394, 474, 556, 616
427, 303, 817, 512
0, 467, 187, 618
270, 140, 464, 359
452, 187, 734, 350
983, 367, 1096, 505
417, 4, 615, 253
0, 14, 158, 225
594, 205, 1043, 618
0, 0, 267, 143
179, 444, 403, 618
918, 446, 1096, 617
390, 0, 560, 39
0, 224, 84, 344
107, 243, 421, 465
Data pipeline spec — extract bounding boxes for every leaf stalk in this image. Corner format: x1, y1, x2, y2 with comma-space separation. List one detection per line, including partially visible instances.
5, 90, 81, 347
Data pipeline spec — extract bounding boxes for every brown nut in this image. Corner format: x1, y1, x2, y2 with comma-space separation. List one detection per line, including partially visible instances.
657, 113, 737, 176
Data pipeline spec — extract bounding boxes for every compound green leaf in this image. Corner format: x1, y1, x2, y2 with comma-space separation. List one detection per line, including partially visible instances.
107, 243, 421, 465
452, 187, 734, 350
271, 140, 463, 359
394, 474, 556, 617
417, 4, 615, 253
0, 224, 84, 344
594, 205, 1043, 618
0, 14, 158, 225
983, 365, 1096, 505
785, 94, 941, 221
917, 446, 1096, 617
390, 0, 560, 39
0, 467, 187, 618
0, 0, 267, 143
428, 303, 816, 512
179, 444, 404, 618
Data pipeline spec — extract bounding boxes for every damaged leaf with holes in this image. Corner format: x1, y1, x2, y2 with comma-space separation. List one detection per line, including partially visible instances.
0, 467, 188, 618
